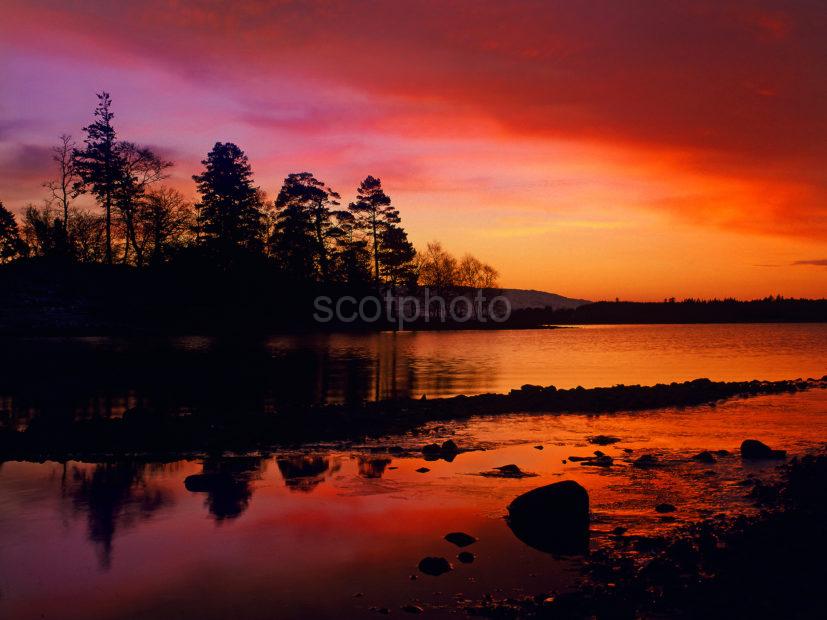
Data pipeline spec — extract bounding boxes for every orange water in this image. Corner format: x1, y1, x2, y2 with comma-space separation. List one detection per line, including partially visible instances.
1, 389, 825, 619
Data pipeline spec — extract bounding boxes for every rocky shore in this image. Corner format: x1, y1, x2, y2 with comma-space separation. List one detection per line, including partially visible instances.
2, 376, 824, 461
465, 452, 827, 619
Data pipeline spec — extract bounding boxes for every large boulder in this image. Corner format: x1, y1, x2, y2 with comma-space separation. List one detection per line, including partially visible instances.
506, 480, 590, 554
740, 439, 786, 460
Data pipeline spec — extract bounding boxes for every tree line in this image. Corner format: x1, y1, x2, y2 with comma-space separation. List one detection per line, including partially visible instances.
0, 92, 498, 292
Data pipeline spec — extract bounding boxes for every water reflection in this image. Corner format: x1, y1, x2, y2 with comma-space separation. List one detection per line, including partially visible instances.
63, 461, 172, 568
3, 325, 827, 431
3, 390, 827, 619
357, 456, 393, 479
184, 456, 265, 520
276, 455, 339, 492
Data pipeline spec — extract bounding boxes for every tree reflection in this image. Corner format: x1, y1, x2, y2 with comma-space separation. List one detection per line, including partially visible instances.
276, 455, 339, 492
64, 461, 171, 569
357, 456, 392, 479
184, 456, 265, 521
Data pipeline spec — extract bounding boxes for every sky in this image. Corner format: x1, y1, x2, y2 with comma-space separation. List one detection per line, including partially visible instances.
1, 0, 825, 300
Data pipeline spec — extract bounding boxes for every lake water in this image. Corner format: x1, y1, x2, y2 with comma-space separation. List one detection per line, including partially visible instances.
2, 389, 827, 619
1, 324, 826, 424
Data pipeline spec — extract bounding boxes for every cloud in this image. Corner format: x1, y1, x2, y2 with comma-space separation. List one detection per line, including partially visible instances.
1, 0, 826, 240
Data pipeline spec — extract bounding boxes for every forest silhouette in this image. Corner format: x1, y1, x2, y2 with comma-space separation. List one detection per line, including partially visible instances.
0, 92, 824, 332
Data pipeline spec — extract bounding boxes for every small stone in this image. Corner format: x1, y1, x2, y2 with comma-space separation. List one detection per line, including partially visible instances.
655, 503, 677, 513
457, 551, 475, 563
416, 467, 430, 473
402, 604, 424, 614
534, 445, 544, 450
691, 450, 716, 464
611, 526, 627, 536
445, 532, 477, 547
588, 435, 622, 446
632, 454, 659, 468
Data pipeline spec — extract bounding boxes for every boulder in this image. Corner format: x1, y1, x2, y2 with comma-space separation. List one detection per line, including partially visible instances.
506, 480, 590, 554
740, 439, 786, 460
418, 556, 452, 576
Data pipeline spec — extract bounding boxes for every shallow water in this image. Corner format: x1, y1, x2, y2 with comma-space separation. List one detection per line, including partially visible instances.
1, 324, 826, 424
2, 389, 825, 619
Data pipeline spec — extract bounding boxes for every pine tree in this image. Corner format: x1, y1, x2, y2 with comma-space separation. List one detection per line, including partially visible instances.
348, 176, 401, 287
271, 172, 340, 281
0, 200, 26, 263
192, 142, 264, 259
73, 92, 122, 265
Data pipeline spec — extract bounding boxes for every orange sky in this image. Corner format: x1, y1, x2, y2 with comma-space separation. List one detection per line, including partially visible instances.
1, 0, 825, 300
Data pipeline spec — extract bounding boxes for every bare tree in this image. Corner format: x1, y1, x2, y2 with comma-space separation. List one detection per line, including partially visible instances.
136, 186, 194, 266
113, 142, 172, 265
44, 134, 81, 234
457, 253, 499, 288
417, 241, 458, 289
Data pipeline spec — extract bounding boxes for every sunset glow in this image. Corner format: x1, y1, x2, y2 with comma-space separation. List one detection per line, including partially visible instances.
1, 0, 826, 299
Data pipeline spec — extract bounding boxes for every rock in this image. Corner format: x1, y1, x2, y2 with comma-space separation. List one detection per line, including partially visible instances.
457, 551, 475, 563
632, 454, 659, 468
422, 443, 441, 455
418, 556, 452, 576
480, 464, 537, 478
655, 503, 677, 513
445, 532, 477, 547
441, 439, 459, 453
692, 450, 716, 464
740, 439, 786, 460
415, 467, 431, 473
534, 445, 544, 450
611, 526, 627, 536
588, 435, 622, 446
402, 604, 424, 614
579, 455, 613, 467
506, 480, 590, 554
715, 449, 730, 456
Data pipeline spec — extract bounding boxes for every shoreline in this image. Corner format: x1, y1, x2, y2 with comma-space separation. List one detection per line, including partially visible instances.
466, 453, 827, 619
2, 376, 824, 462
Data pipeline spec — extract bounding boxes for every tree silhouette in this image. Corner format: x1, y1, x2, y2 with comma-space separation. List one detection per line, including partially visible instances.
378, 224, 416, 286
139, 187, 194, 266
21, 203, 69, 259
192, 142, 265, 260
0, 200, 26, 263
73, 92, 122, 265
349, 176, 401, 287
271, 172, 341, 280
331, 209, 371, 285
113, 142, 172, 265
44, 134, 81, 234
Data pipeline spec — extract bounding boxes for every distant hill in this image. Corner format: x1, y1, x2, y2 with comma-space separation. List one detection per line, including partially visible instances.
499, 288, 591, 310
